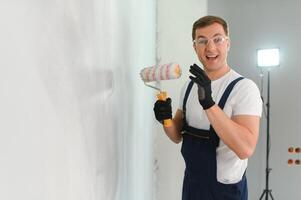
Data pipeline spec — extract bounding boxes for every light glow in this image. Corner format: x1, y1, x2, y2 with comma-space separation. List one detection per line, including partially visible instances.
257, 48, 280, 68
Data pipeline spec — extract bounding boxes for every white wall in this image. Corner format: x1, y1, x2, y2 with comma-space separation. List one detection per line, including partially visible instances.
208, 0, 301, 199
155, 1, 207, 199
0, 0, 155, 200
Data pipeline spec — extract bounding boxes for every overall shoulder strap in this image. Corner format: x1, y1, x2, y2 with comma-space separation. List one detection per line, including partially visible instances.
181, 80, 194, 130
182, 80, 194, 114
182, 77, 244, 115
218, 77, 244, 109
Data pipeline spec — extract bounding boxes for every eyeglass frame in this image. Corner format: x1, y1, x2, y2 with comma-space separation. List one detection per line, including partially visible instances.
193, 35, 229, 47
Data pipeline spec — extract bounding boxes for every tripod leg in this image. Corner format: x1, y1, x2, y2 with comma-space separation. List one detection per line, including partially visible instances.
259, 190, 266, 200
268, 191, 274, 200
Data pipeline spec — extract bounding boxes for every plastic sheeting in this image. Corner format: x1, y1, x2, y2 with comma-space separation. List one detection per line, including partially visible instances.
0, 0, 155, 200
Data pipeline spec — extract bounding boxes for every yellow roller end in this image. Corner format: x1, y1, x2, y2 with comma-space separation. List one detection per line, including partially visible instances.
174, 64, 181, 78
156, 91, 172, 127
163, 119, 172, 127
157, 91, 167, 101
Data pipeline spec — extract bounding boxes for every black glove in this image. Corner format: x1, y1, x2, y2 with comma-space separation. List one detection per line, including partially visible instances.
153, 97, 172, 124
189, 64, 215, 110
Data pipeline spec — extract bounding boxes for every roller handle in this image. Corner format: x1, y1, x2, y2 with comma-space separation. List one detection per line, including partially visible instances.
157, 91, 172, 127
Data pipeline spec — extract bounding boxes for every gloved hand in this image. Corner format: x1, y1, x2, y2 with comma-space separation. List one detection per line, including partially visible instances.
189, 64, 215, 110
153, 97, 172, 124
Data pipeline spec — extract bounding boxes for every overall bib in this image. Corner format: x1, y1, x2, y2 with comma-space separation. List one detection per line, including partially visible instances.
181, 77, 247, 200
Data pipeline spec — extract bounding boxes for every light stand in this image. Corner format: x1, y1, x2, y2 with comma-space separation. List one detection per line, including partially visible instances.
257, 48, 279, 200
259, 70, 274, 200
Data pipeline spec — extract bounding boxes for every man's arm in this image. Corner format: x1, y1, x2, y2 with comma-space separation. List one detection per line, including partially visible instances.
163, 109, 184, 144
206, 105, 260, 159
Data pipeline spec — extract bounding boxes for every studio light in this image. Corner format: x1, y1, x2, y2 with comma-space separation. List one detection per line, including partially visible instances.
257, 48, 280, 68
257, 48, 280, 200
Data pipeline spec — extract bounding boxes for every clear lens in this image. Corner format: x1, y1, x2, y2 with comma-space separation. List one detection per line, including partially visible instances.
194, 36, 227, 47
196, 38, 207, 45
213, 36, 224, 44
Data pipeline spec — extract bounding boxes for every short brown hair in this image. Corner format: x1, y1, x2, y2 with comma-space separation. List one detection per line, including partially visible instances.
192, 15, 229, 40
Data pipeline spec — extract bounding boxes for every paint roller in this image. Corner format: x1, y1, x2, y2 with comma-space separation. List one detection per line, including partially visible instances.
140, 63, 182, 127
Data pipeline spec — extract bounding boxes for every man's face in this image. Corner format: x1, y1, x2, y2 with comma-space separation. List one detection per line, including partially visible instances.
193, 23, 230, 72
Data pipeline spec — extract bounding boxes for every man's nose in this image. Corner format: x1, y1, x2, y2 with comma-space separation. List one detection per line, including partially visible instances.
206, 39, 216, 49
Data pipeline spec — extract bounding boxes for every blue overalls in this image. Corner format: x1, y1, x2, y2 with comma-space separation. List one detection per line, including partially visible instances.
181, 77, 248, 200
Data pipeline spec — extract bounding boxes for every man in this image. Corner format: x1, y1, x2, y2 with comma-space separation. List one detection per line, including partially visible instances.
153, 15, 262, 199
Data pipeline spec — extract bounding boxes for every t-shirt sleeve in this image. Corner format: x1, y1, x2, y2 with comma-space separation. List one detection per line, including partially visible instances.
232, 79, 263, 117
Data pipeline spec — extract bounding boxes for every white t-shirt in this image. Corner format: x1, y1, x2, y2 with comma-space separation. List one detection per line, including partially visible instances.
179, 69, 262, 184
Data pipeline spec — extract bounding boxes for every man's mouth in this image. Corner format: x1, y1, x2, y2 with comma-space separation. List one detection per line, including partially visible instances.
206, 54, 218, 60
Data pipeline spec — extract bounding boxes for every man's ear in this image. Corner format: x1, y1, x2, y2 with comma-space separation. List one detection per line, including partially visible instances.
227, 38, 231, 51
193, 43, 197, 53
